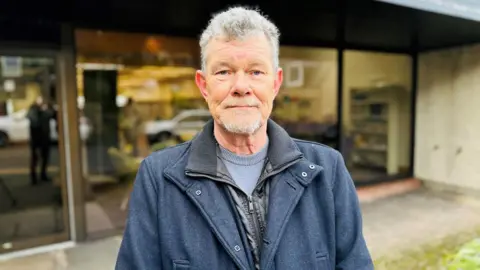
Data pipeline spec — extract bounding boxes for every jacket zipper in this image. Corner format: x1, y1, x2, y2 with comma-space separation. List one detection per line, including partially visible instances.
247, 195, 262, 269
247, 195, 260, 240
248, 196, 254, 213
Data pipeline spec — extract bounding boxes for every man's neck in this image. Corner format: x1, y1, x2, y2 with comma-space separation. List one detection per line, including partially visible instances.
213, 122, 268, 155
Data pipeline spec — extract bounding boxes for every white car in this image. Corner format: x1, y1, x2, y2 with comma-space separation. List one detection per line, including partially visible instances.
0, 109, 92, 147
144, 109, 211, 144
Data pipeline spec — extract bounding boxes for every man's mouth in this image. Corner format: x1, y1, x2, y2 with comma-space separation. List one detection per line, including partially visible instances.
226, 106, 258, 110
227, 105, 255, 108
227, 105, 256, 109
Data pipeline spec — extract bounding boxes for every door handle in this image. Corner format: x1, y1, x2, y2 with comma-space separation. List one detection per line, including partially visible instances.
456, 147, 462, 155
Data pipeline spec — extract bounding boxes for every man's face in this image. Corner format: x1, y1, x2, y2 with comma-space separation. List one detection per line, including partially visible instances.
195, 35, 283, 135
35, 96, 44, 105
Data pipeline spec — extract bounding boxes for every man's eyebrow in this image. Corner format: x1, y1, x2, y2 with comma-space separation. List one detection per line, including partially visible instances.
212, 61, 231, 68
248, 61, 268, 68
210, 61, 267, 72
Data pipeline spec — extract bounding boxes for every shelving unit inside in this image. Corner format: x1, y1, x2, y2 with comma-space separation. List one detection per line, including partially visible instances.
349, 85, 410, 175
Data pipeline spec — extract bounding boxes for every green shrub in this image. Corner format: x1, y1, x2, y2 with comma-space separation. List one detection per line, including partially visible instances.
444, 238, 480, 270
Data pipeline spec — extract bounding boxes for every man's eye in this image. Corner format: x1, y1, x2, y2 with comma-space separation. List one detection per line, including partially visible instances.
251, 70, 263, 76
216, 70, 230, 75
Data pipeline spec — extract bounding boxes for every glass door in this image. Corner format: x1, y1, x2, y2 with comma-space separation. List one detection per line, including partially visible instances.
0, 53, 70, 253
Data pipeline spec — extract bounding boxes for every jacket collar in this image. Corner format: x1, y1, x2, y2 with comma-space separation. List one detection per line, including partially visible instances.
185, 119, 304, 176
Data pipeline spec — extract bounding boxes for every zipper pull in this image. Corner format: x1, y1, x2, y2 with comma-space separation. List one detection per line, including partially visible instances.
248, 197, 254, 213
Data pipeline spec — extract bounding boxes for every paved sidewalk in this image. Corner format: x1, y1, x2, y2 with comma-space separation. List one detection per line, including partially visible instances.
1, 187, 480, 269
362, 188, 480, 259
0, 237, 122, 270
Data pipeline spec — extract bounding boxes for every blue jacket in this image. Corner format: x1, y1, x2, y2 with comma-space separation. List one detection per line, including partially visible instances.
116, 120, 373, 270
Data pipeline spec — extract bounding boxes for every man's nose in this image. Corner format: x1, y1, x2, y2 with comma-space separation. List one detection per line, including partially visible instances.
231, 72, 251, 96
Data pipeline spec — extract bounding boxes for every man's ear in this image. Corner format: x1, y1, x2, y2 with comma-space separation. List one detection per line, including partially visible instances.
273, 67, 283, 97
195, 70, 209, 99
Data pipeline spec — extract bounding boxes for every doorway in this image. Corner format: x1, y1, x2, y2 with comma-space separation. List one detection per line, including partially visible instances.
0, 53, 70, 254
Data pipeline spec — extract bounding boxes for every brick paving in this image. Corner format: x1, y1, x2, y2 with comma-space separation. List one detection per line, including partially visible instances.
1, 186, 480, 269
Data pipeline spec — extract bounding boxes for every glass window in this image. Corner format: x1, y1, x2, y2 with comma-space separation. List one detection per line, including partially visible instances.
0, 55, 69, 253
177, 114, 211, 123
342, 50, 412, 183
275, 47, 338, 148
75, 30, 204, 236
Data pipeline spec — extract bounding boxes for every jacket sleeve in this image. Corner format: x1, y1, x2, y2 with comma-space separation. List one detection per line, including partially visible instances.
115, 159, 161, 269
332, 150, 374, 270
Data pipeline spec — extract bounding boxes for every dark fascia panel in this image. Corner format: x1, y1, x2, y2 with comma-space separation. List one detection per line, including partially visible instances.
2, 0, 480, 52
0, 16, 62, 48
344, 1, 415, 52
344, 0, 480, 52
70, 1, 339, 44
415, 10, 480, 51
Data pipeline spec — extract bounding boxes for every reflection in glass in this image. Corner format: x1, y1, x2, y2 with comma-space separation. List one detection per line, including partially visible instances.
75, 30, 205, 236
274, 47, 338, 148
342, 51, 412, 183
0, 56, 67, 253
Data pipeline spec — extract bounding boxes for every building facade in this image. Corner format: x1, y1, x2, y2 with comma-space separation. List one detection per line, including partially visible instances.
416, 45, 480, 193
0, 0, 479, 258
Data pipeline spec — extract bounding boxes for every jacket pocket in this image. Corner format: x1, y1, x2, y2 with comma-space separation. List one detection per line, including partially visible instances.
173, 259, 190, 270
315, 252, 332, 270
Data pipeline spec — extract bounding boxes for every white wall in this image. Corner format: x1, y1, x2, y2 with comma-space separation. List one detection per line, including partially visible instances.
416, 45, 480, 191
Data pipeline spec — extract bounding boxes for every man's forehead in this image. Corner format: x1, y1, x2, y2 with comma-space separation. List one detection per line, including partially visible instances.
208, 54, 270, 68
207, 37, 271, 60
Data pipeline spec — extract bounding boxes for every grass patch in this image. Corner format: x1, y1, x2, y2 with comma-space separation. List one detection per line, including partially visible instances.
444, 238, 480, 269
374, 226, 480, 270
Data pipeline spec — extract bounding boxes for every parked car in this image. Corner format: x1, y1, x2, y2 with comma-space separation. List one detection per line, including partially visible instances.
144, 109, 211, 144
0, 109, 92, 147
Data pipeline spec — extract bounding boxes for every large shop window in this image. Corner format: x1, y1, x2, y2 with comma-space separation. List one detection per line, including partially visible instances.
342, 50, 412, 184
0, 55, 69, 253
275, 47, 338, 148
75, 30, 202, 236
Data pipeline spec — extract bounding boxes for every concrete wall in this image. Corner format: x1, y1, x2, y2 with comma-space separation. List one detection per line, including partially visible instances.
416, 45, 480, 191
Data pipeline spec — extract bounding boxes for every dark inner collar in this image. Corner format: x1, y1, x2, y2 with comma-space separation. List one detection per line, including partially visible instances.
185, 119, 303, 175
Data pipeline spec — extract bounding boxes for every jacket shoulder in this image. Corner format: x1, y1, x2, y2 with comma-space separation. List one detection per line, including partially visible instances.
292, 138, 343, 170
143, 141, 191, 170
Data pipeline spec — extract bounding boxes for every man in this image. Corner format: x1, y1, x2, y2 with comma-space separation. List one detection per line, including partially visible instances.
116, 6, 373, 270
27, 95, 54, 185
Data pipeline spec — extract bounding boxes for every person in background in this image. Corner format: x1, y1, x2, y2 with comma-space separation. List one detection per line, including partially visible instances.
119, 97, 143, 156
116, 6, 373, 270
27, 95, 54, 185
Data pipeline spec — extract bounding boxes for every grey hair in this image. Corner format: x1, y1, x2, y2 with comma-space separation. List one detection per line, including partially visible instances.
199, 6, 280, 72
